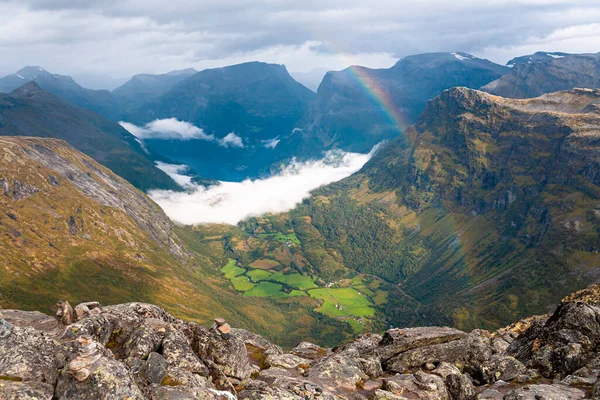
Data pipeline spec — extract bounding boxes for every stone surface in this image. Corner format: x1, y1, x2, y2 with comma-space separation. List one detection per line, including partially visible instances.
2, 288, 600, 399
503, 383, 586, 399
0, 381, 54, 400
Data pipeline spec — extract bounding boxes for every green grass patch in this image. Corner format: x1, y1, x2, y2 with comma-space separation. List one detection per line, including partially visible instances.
258, 232, 301, 245
288, 290, 307, 297
309, 288, 374, 318
244, 282, 286, 298
247, 269, 272, 281
249, 259, 280, 270
230, 275, 256, 292
270, 272, 317, 290
222, 259, 246, 279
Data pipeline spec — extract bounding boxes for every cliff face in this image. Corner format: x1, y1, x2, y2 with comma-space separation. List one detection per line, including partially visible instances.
290, 87, 600, 331
2, 284, 600, 399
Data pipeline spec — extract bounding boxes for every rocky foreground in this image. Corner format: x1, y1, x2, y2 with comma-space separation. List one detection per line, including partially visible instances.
3, 286, 600, 399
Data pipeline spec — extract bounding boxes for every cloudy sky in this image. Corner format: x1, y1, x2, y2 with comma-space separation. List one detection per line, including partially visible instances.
1, 0, 600, 88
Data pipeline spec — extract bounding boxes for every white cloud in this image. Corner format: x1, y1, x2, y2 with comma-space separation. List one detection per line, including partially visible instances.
219, 132, 244, 148
262, 138, 280, 149
155, 161, 194, 188
120, 118, 214, 141
148, 144, 381, 225
121, 120, 248, 149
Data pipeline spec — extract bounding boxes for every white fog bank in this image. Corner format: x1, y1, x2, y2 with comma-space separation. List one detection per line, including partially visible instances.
149, 146, 380, 225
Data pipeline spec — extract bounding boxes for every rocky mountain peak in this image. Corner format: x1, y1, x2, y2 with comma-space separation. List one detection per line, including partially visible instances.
15, 65, 51, 79
10, 80, 44, 96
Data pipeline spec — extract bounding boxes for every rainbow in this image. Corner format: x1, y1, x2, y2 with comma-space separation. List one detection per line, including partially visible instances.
342, 65, 410, 133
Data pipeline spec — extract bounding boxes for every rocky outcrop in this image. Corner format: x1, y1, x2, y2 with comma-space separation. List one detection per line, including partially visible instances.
3, 287, 600, 399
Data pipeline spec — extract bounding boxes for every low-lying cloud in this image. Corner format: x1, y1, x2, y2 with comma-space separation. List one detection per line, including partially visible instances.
121, 118, 245, 148
120, 118, 214, 141
148, 145, 380, 225
155, 162, 194, 188
219, 132, 244, 148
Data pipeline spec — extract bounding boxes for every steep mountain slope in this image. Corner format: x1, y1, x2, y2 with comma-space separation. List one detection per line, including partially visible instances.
0, 82, 179, 192
0, 66, 121, 120
482, 52, 600, 98
285, 87, 600, 331
278, 53, 509, 157
112, 68, 197, 112
126, 62, 316, 180
0, 137, 357, 346
132, 62, 315, 140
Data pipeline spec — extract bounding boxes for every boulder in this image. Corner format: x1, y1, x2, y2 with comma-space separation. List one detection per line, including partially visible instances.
503, 384, 586, 399
385, 337, 470, 371
55, 350, 144, 399
122, 318, 169, 360
194, 326, 253, 380
290, 342, 328, 360
377, 327, 468, 362
508, 302, 600, 377
307, 352, 368, 394
382, 371, 450, 400
162, 328, 210, 376
433, 362, 475, 400
372, 389, 406, 400
150, 385, 220, 400
0, 324, 64, 384
143, 352, 168, 384
73, 301, 102, 321
475, 355, 527, 383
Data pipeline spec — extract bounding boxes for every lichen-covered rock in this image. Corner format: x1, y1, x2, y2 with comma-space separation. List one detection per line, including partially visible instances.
445, 373, 475, 400
73, 301, 102, 321
149, 386, 220, 400
0, 324, 64, 384
0, 381, 54, 400
194, 326, 252, 380
162, 328, 210, 376
306, 352, 368, 394
383, 371, 449, 400
503, 383, 586, 399
55, 351, 144, 399
508, 302, 600, 377
385, 337, 470, 371
376, 327, 467, 363
0, 318, 13, 339
143, 352, 168, 385
122, 319, 168, 360
475, 355, 527, 383
432, 362, 475, 400
290, 342, 327, 361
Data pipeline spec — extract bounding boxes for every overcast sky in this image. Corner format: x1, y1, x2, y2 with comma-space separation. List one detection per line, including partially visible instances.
1, 0, 599, 89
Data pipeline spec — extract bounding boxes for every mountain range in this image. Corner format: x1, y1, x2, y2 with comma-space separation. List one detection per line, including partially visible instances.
0, 82, 179, 191
1, 50, 600, 347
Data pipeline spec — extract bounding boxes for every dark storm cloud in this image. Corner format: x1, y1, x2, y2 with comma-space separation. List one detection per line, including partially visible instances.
0, 0, 599, 87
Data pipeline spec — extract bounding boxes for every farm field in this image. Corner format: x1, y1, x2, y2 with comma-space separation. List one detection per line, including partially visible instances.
220, 258, 382, 333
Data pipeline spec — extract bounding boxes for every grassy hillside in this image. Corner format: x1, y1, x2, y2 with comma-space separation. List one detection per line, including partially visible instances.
276, 88, 600, 331
0, 137, 356, 347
